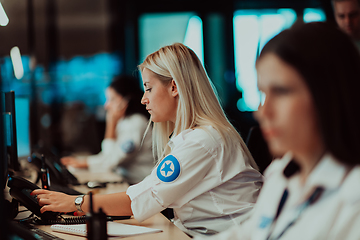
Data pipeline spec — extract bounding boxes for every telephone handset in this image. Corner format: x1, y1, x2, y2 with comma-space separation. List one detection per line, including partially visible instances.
7, 176, 60, 221
7, 176, 132, 225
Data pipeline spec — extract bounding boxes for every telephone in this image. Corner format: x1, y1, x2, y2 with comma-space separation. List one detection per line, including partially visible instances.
7, 176, 131, 225
7, 176, 60, 221
29, 152, 80, 186
7, 176, 89, 225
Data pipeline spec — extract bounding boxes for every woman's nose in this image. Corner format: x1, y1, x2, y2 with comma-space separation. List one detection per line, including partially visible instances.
141, 95, 147, 105
253, 106, 261, 122
255, 98, 271, 122
104, 102, 110, 110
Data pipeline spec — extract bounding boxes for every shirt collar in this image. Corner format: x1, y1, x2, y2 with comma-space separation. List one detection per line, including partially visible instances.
283, 153, 349, 190
168, 129, 194, 150
168, 126, 215, 150
306, 153, 349, 189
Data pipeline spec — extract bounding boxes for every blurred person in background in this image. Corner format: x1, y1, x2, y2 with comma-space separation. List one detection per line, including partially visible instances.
61, 75, 153, 185
332, 0, 360, 49
197, 22, 360, 240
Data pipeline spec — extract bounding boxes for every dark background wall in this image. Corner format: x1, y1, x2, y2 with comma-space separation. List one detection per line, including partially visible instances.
0, 0, 335, 157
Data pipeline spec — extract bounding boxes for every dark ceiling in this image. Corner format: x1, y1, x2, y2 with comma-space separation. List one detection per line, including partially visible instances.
0, 0, 333, 67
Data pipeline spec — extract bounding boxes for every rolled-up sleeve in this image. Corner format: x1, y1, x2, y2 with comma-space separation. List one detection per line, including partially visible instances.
126, 138, 217, 222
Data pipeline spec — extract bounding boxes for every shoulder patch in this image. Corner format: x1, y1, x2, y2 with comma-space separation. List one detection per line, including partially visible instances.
157, 155, 181, 183
121, 140, 135, 153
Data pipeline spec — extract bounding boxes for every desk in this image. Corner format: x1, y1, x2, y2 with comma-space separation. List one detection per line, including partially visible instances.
71, 170, 128, 195
37, 214, 191, 240
38, 169, 192, 240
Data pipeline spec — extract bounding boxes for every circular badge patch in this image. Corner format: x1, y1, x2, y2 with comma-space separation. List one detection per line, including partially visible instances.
157, 155, 181, 182
121, 140, 135, 153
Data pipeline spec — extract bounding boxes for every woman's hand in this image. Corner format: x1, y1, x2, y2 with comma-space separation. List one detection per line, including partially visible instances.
106, 104, 125, 126
31, 189, 78, 213
61, 156, 88, 168
105, 103, 125, 139
104, 97, 128, 139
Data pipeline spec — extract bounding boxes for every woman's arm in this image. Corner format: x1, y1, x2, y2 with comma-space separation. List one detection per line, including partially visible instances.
82, 192, 133, 216
61, 156, 88, 168
104, 115, 117, 139
31, 189, 133, 216
104, 102, 126, 139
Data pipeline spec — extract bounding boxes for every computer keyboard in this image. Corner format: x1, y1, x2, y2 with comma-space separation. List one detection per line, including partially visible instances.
10, 221, 64, 240
24, 225, 64, 240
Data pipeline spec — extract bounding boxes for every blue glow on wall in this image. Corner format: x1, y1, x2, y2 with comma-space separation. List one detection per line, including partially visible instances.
183, 16, 204, 64
304, 8, 326, 23
1, 52, 122, 112
233, 9, 297, 111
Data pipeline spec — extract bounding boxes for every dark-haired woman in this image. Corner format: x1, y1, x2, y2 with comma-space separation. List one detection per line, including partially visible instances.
61, 76, 153, 185
200, 22, 360, 240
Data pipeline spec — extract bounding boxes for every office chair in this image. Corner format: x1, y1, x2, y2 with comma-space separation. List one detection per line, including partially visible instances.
246, 126, 273, 174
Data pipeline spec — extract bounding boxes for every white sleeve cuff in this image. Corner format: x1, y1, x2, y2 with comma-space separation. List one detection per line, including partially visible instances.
127, 183, 165, 222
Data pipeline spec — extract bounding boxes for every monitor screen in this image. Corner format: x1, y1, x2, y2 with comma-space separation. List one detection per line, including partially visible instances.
15, 98, 30, 158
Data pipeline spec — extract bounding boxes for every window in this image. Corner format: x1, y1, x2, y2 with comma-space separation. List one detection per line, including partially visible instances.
233, 8, 325, 111
139, 13, 203, 64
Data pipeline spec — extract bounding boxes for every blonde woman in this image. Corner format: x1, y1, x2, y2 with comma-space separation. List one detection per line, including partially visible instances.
32, 43, 263, 237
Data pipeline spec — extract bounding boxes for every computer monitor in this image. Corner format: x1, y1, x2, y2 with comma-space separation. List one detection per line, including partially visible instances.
1, 91, 7, 190
0, 91, 30, 238
2, 91, 21, 174
0, 85, 9, 240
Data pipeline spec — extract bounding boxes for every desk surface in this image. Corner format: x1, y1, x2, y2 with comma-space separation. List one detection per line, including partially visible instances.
38, 169, 191, 240
71, 170, 128, 195
37, 214, 191, 240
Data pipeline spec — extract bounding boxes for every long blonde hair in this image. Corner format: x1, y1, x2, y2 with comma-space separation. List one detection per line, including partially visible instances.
139, 43, 258, 169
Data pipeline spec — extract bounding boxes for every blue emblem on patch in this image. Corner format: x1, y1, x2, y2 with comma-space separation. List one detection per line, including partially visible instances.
258, 216, 273, 229
121, 140, 135, 153
157, 155, 181, 182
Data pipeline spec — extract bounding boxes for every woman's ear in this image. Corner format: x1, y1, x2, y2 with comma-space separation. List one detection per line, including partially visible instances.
170, 79, 179, 97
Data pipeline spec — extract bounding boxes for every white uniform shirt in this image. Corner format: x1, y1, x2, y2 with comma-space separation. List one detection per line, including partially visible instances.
200, 152, 360, 240
87, 114, 153, 184
126, 126, 263, 237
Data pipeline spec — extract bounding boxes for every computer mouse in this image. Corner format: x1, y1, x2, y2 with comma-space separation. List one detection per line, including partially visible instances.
87, 181, 106, 189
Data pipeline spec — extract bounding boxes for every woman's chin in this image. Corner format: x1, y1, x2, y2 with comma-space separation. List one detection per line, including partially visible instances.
268, 142, 288, 158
